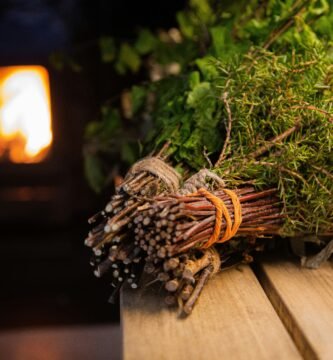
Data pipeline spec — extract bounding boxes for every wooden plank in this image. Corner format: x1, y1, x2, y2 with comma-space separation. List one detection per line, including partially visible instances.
121, 265, 300, 360
257, 261, 333, 360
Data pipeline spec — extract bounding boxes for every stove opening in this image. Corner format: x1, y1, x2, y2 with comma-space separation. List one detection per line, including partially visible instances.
0, 66, 52, 163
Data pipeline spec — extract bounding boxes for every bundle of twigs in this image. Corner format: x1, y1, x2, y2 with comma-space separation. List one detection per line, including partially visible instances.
147, 247, 222, 314
133, 186, 283, 260
86, 163, 333, 314
85, 156, 181, 294
125, 185, 284, 314
86, 164, 289, 314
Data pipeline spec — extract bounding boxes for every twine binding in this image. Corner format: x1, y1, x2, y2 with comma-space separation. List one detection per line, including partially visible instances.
123, 157, 181, 193
188, 187, 242, 249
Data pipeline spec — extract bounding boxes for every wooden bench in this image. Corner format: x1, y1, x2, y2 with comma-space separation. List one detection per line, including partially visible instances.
121, 260, 333, 360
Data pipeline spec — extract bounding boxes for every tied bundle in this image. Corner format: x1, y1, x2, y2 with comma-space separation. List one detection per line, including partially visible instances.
86, 163, 332, 314
84, 0, 333, 314
133, 186, 282, 259
85, 156, 181, 293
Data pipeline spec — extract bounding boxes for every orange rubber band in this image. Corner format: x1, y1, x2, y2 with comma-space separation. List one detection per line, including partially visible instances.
195, 188, 242, 249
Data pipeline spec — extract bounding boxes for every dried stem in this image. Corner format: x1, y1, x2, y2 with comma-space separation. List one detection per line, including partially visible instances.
249, 123, 300, 159
183, 265, 213, 315
215, 92, 232, 167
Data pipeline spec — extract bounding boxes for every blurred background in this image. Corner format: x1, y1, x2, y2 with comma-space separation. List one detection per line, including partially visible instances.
0, 0, 184, 358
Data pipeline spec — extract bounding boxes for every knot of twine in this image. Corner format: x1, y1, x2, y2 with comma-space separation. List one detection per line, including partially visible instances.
180, 169, 225, 195
190, 188, 242, 249
125, 157, 181, 192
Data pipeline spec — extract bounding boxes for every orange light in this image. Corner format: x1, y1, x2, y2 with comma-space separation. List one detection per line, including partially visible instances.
0, 66, 53, 163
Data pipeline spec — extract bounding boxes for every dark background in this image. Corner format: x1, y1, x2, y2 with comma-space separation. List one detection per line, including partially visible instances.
0, 0, 185, 330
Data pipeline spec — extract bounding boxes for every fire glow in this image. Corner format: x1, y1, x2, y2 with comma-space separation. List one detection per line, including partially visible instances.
0, 66, 53, 163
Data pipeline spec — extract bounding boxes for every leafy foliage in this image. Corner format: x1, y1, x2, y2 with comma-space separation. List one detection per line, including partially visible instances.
84, 107, 140, 192
85, 0, 333, 234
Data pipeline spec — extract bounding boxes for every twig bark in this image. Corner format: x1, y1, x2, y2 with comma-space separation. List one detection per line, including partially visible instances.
249, 124, 300, 159
215, 92, 232, 167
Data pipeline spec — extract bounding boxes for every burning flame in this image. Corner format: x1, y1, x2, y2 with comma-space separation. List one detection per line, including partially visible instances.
0, 66, 53, 163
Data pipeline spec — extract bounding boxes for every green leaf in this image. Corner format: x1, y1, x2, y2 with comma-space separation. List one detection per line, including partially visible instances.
196, 56, 218, 80
314, 12, 333, 40
116, 43, 141, 73
84, 154, 105, 193
135, 29, 157, 55
210, 25, 247, 60
190, 0, 215, 24
188, 71, 201, 89
131, 85, 147, 114
177, 11, 194, 38
292, 18, 321, 48
309, 0, 329, 16
99, 36, 116, 63
187, 82, 211, 107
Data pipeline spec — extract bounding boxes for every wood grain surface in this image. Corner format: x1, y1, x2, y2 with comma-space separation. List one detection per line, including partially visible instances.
121, 265, 300, 360
257, 261, 333, 360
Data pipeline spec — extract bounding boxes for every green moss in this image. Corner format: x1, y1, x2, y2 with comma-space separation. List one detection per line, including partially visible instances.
85, 0, 333, 234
